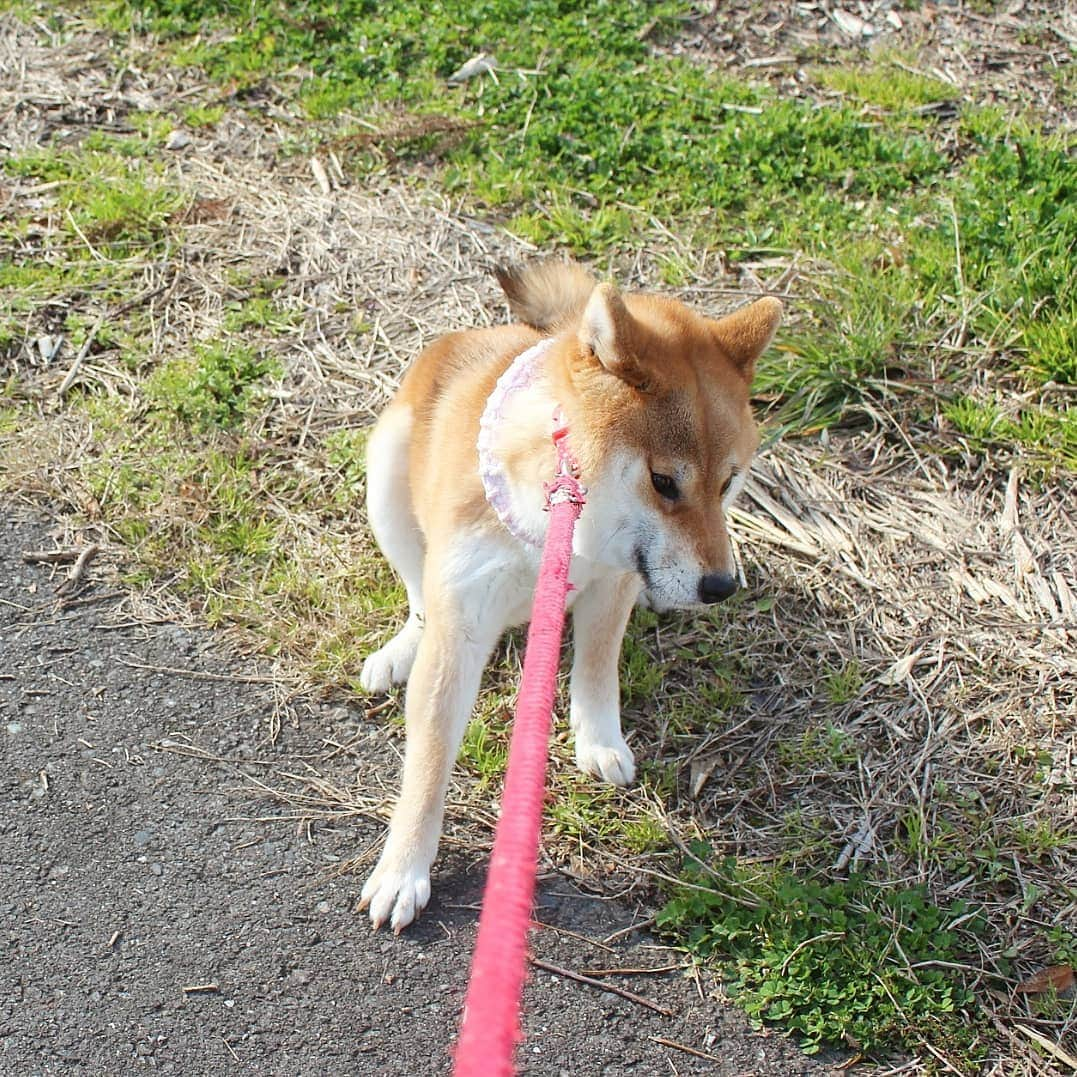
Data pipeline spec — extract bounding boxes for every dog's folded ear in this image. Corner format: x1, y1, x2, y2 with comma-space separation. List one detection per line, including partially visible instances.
578, 283, 652, 391
709, 297, 783, 379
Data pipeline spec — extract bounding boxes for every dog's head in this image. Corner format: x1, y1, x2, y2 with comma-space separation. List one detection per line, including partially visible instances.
562, 283, 780, 611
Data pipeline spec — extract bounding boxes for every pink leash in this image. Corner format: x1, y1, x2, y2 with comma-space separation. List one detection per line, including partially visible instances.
453, 413, 586, 1077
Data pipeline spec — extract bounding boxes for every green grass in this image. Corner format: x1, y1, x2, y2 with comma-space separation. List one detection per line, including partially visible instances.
916, 109, 1076, 384
0, 138, 187, 356
657, 849, 988, 1062
460, 711, 511, 790
222, 296, 302, 334
5, 144, 184, 247
88, 0, 1076, 464
61, 388, 403, 675
0, 122, 400, 686
815, 53, 956, 113
618, 610, 665, 702
777, 724, 858, 770
944, 396, 1077, 469
107, 0, 946, 245
822, 662, 865, 705
183, 103, 226, 128
145, 342, 280, 430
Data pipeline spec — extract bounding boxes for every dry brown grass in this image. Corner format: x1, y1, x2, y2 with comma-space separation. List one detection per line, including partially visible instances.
663, 0, 1076, 133
1, 13, 1074, 1074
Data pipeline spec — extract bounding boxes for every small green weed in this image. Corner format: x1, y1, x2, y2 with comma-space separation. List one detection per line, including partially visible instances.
779, 807, 830, 850
323, 427, 369, 510
460, 712, 510, 789
548, 774, 629, 844
619, 614, 665, 704
822, 662, 865, 704
944, 396, 1077, 469
183, 103, 226, 128
222, 296, 301, 333
815, 54, 955, 113
892, 797, 1067, 893
1046, 925, 1077, 967
145, 342, 279, 429
196, 451, 277, 557
129, 111, 175, 143
620, 813, 667, 855
777, 724, 858, 770
1006, 818, 1074, 860
657, 848, 987, 1060
1052, 61, 1077, 104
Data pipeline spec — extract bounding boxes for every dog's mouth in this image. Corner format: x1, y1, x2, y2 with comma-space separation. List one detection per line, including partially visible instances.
633, 544, 668, 612
633, 544, 653, 591
633, 544, 711, 613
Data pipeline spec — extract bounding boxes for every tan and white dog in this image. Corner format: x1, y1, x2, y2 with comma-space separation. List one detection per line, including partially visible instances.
357, 261, 781, 932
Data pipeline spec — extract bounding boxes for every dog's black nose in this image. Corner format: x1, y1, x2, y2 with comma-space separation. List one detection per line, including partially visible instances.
699, 573, 737, 604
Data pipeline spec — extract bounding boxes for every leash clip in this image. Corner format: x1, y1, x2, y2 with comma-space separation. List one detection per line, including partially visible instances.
546, 408, 587, 509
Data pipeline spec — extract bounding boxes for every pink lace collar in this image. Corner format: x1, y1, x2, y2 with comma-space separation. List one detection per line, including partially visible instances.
477, 338, 556, 546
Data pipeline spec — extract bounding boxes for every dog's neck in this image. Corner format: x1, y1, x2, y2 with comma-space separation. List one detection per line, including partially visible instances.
477, 337, 562, 547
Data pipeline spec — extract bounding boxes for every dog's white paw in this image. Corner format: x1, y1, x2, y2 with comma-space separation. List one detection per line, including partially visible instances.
358, 854, 432, 933
359, 625, 421, 694
575, 736, 635, 787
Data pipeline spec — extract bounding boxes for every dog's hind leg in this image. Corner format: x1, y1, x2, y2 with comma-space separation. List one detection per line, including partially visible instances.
361, 406, 426, 694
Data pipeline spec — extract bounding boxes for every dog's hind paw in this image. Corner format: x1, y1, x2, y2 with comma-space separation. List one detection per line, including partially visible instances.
575, 736, 635, 787
358, 858, 431, 934
359, 621, 422, 694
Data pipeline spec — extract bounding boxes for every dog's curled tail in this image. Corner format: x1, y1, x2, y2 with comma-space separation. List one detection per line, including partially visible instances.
495, 260, 596, 332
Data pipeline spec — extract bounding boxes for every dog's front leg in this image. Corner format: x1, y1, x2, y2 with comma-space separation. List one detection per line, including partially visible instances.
359, 589, 503, 933
569, 572, 641, 787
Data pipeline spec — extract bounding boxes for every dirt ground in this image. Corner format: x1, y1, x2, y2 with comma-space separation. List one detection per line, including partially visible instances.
1, 508, 839, 1075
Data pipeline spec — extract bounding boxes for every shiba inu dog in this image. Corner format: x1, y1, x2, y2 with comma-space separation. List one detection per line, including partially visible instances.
358, 261, 781, 932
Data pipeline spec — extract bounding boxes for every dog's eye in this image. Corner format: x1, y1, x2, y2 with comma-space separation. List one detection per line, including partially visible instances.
650, 472, 680, 501
719, 469, 740, 497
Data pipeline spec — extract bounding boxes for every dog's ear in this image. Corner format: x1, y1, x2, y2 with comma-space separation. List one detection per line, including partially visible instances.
709, 297, 782, 380
578, 283, 652, 390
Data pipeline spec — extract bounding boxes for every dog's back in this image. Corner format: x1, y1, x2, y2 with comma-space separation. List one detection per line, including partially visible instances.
386, 262, 599, 530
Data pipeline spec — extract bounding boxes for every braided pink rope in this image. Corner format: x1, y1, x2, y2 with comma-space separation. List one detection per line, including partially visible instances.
454, 419, 585, 1077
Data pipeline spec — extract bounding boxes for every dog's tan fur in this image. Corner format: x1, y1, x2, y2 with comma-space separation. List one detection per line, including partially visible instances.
357, 262, 781, 931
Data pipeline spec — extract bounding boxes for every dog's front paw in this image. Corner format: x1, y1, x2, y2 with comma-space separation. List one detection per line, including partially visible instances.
358, 853, 432, 933
575, 736, 635, 787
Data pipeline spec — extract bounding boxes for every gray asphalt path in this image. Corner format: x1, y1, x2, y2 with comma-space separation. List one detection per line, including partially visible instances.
1, 507, 835, 1075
